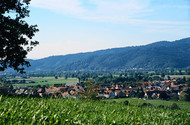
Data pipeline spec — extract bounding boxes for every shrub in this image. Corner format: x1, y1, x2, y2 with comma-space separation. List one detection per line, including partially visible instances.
169, 103, 180, 110
158, 105, 165, 108
179, 92, 190, 101
112, 101, 117, 104
79, 80, 99, 101
159, 91, 170, 100
141, 103, 153, 107
170, 96, 179, 101
124, 100, 129, 105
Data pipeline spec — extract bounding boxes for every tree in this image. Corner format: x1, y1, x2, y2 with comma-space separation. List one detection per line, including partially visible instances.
64, 75, 68, 80
179, 92, 190, 101
179, 88, 190, 101
79, 79, 99, 101
159, 91, 169, 100
161, 73, 165, 79
136, 87, 145, 98
182, 76, 186, 82
0, 0, 39, 73
188, 82, 190, 87
167, 75, 171, 80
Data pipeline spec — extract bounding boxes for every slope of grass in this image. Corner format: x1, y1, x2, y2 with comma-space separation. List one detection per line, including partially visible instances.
104, 98, 190, 111
0, 96, 190, 124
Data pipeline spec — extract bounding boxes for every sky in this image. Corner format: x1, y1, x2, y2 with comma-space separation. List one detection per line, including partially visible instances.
26, 0, 190, 59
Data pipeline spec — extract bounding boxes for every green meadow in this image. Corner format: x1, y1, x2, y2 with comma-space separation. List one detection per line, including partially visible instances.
0, 96, 190, 124
168, 75, 190, 79
104, 98, 190, 111
10, 77, 77, 87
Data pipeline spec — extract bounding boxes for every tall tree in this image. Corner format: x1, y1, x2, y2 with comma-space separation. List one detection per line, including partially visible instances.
0, 0, 39, 73
179, 88, 190, 101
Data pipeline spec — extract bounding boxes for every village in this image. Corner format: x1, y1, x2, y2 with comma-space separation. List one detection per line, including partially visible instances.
1, 77, 189, 101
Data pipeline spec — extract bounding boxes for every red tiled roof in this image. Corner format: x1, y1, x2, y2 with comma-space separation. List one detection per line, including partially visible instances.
107, 90, 112, 94
165, 80, 171, 83
62, 92, 68, 97
136, 81, 151, 84
171, 85, 179, 88
172, 79, 177, 82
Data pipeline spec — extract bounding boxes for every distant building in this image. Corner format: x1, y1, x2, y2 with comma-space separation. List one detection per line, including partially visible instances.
109, 91, 116, 99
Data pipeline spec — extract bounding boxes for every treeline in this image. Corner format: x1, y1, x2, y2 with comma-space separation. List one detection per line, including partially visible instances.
1, 69, 190, 86
2, 68, 190, 78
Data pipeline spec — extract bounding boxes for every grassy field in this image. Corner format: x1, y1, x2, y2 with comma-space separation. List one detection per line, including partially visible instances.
168, 75, 190, 78
0, 96, 190, 124
152, 75, 190, 79
103, 98, 190, 111
10, 77, 77, 87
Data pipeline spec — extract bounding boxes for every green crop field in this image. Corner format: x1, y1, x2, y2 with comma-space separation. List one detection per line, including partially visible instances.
10, 77, 77, 87
0, 96, 190, 124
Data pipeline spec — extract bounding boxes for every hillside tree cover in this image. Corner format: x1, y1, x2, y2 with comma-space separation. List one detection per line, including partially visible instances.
25, 37, 190, 72
0, 0, 39, 73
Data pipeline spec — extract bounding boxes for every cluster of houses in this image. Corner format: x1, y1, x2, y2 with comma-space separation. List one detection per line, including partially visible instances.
2, 78, 189, 100
95, 79, 188, 99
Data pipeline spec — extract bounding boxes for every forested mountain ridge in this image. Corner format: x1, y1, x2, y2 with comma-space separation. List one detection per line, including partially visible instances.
27, 37, 190, 71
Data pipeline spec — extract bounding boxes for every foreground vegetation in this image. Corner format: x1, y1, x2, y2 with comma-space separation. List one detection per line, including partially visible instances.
0, 96, 190, 124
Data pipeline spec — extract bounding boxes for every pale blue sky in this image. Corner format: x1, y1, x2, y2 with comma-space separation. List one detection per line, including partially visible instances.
27, 0, 190, 59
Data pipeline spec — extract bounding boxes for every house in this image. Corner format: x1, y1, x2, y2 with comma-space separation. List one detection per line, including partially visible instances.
57, 87, 68, 92
144, 90, 155, 99
115, 84, 119, 89
128, 91, 136, 97
98, 93, 108, 99
104, 93, 110, 98
24, 89, 32, 95
169, 92, 179, 99
151, 93, 158, 99
109, 91, 116, 99
118, 91, 126, 98
170, 85, 180, 90
114, 90, 121, 96
31, 89, 38, 96
62, 91, 70, 98
179, 91, 183, 95
15, 89, 25, 95
72, 93, 81, 99
124, 89, 133, 97
74, 86, 84, 91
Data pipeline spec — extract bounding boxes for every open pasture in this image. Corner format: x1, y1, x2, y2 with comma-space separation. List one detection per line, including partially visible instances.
10, 77, 77, 87
104, 98, 190, 111
168, 75, 190, 78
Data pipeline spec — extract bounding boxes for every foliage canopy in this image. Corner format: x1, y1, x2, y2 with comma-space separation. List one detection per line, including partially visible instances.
0, 0, 39, 73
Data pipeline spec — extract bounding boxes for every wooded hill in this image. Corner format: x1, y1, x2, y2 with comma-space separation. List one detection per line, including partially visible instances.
27, 37, 190, 72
